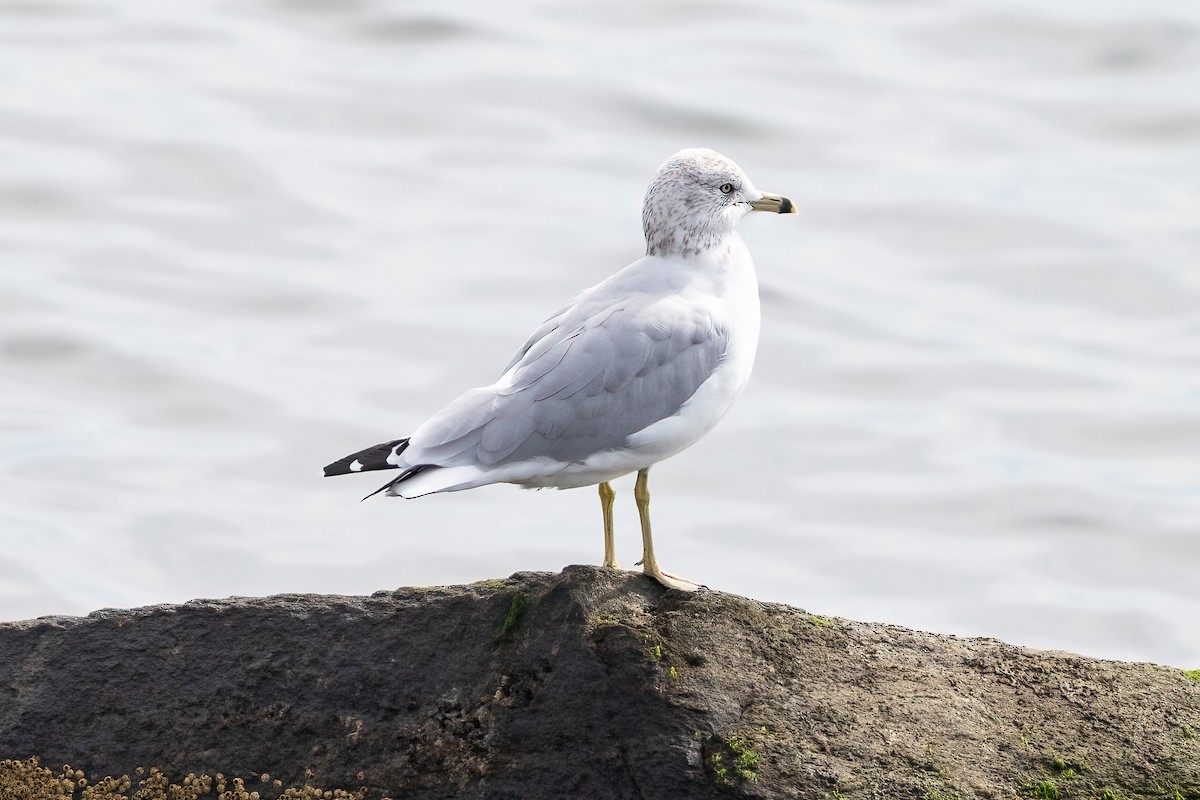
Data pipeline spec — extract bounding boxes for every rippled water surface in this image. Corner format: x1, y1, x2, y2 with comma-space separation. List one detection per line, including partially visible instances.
2, 0, 1198, 665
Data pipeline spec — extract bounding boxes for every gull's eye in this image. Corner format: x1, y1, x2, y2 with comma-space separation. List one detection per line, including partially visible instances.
719, 183, 735, 195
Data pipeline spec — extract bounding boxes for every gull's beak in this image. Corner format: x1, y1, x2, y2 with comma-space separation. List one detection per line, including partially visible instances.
749, 192, 796, 214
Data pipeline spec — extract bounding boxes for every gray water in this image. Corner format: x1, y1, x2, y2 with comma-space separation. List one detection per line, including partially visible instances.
2, 0, 1198, 667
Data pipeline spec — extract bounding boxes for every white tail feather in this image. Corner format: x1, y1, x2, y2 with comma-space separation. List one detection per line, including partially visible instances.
391, 465, 492, 498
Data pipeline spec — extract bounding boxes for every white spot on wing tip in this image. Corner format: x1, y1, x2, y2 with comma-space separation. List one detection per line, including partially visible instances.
350, 459, 364, 472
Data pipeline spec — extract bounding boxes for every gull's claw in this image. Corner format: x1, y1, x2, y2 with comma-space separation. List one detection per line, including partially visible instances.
644, 567, 704, 592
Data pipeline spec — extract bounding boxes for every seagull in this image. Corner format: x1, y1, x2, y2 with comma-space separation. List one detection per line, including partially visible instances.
324, 148, 795, 591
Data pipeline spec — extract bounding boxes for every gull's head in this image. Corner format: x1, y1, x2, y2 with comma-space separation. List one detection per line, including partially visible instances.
642, 148, 795, 258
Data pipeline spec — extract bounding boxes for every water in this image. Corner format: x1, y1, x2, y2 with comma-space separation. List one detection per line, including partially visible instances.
1, 0, 1198, 667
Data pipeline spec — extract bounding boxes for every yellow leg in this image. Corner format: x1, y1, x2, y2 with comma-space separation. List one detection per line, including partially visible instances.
599, 481, 618, 568
635, 468, 701, 591
634, 468, 660, 574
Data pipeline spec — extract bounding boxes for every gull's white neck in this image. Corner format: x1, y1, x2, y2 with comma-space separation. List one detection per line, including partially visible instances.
643, 197, 742, 260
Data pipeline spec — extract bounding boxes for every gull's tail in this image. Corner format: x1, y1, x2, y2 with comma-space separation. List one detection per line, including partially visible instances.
324, 438, 485, 500
323, 438, 409, 477
323, 438, 441, 501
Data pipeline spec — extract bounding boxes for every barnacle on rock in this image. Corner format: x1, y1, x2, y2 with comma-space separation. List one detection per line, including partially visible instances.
0, 758, 365, 800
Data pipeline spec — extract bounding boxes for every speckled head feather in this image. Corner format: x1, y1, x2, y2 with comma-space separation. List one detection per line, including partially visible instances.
642, 148, 760, 258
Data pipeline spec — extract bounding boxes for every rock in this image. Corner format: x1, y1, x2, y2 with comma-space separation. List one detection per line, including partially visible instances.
1, 565, 1197, 799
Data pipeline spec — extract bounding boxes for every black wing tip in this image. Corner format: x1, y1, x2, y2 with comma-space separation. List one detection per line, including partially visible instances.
323, 456, 367, 477
360, 479, 395, 502
323, 437, 410, 478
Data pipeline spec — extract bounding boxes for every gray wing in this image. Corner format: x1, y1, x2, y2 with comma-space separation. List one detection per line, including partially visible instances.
406, 294, 728, 468
500, 294, 580, 374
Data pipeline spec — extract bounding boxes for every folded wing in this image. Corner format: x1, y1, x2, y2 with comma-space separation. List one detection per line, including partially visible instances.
405, 295, 728, 473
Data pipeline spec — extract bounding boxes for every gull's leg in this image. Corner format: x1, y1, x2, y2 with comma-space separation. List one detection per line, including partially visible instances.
599, 481, 619, 569
634, 467, 701, 592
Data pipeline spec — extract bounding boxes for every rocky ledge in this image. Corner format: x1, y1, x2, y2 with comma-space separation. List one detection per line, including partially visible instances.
1, 565, 1197, 800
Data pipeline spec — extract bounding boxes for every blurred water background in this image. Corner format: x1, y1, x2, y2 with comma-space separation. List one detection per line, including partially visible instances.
1, 0, 1198, 666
